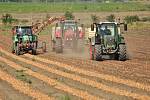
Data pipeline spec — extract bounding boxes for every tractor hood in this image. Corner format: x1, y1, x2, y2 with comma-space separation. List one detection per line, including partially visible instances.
103, 35, 116, 50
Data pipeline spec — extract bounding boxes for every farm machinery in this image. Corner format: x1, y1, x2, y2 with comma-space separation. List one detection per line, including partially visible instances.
51, 20, 84, 53
11, 16, 84, 55
12, 26, 38, 55
11, 17, 64, 55
89, 22, 127, 61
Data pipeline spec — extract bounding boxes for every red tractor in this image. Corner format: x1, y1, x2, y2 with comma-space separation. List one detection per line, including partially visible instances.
51, 20, 84, 53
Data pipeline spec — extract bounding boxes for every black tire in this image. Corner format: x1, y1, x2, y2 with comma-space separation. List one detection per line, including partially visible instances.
32, 43, 37, 55
12, 44, 15, 53
32, 49, 36, 55
55, 38, 63, 53
15, 43, 20, 55
51, 40, 55, 51
118, 44, 127, 61
42, 42, 46, 52
94, 45, 103, 61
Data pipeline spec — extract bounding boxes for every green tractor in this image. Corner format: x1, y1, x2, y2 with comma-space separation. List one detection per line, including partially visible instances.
89, 22, 127, 61
12, 26, 38, 55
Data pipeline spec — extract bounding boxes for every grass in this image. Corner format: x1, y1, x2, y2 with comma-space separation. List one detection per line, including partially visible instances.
129, 22, 150, 29
61, 94, 71, 100
0, 2, 149, 13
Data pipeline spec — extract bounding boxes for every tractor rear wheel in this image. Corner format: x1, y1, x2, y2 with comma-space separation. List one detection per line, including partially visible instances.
42, 42, 46, 52
94, 45, 103, 61
15, 43, 20, 55
55, 38, 63, 53
12, 44, 15, 53
32, 43, 37, 55
51, 40, 55, 51
118, 44, 127, 61
32, 49, 37, 55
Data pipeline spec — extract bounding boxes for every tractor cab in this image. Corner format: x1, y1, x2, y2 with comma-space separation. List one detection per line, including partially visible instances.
13, 26, 33, 34
60, 20, 79, 39
15, 26, 33, 36
96, 22, 119, 52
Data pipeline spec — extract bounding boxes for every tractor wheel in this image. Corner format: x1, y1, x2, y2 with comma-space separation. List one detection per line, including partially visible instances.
51, 40, 55, 51
12, 44, 15, 53
118, 44, 127, 61
55, 38, 63, 53
94, 45, 103, 61
32, 43, 37, 55
32, 49, 37, 55
15, 43, 20, 55
90, 45, 94, 60
42, 42, 46, 52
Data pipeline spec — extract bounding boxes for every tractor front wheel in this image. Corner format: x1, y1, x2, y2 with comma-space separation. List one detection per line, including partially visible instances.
94, 45, 103, 61
118, 44, 127, 61
15, 43, 20, 55
55, 37, 63, 53
12, 44, 15, 53
32, 43, 37, 55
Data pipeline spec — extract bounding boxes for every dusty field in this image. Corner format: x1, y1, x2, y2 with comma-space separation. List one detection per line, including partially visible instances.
0, 13, 150, 99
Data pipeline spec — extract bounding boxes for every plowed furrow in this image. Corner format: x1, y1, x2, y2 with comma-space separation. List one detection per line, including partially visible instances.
53, 56, 150, 79
74, 58, 150, 73
25, 54, 150, 92
102, 61, 150, 74
40, 53, 150, 74
0, 49, 149, 100
0, 56, 100, 100
0, 70, 52, 100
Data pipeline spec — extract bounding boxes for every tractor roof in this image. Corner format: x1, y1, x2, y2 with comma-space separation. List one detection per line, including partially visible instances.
64, 20, 77, 23
13, 26, 32, 28
99, 22, 118, 25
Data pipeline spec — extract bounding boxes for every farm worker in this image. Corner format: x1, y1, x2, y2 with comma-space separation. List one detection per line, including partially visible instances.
104, 26, 111, 35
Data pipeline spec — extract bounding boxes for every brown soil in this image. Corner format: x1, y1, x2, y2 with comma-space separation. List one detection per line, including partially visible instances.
0, 12, 150, 100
